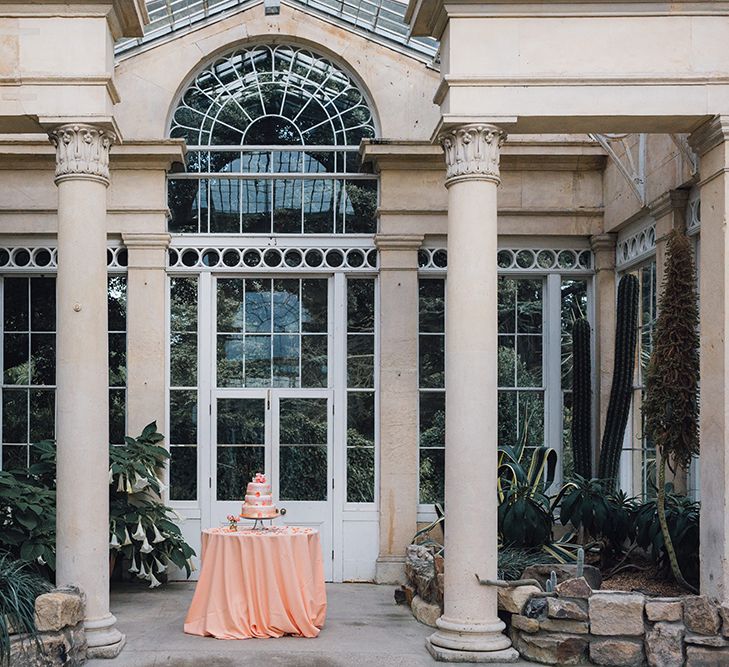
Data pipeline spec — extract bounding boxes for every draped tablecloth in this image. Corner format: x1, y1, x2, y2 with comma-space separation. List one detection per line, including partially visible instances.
183, 526, 327, 639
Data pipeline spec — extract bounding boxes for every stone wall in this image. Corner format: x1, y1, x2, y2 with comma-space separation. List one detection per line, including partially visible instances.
8, 588, 87, 666
510, 580, 729, 666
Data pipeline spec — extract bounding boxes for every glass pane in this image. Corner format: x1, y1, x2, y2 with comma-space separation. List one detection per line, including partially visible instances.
280, 398, 327, 445
217, 334, 244, 388
170, 278, 198, 332
280, 446, 327, 500
170, 389, 197, 444
4, 333, 29, 385
273, 280, 300, 333
241, 180, 271, 234
419, 448, 444, 504
419, 392, 445, 447
418, 335, 443, 389
2, 444, 27, 470
498, 391, 517, 447
302, 279, 328, 333
217, 446, 264, 500
498, 336, 515, 387
29, 389, 54, 443
3, 389, 27, 443
419, 280, 445, 333
245, 335, 272, 386
273, 335, 300, 388
168, 179, 200, 233
170, 333, 197, 387
347, 279, 375, 332
302, 335, 328, 388
245, 280, 272, 333
108, 275, 127, 332
170, 446, 197, 501
347, 447, 374, 502
347, 392, 375, 447
343, 180, 377, 233
209, 178, 241, 233
109, 388, 125, 445
198, 178, 210, 232
498, 278, 516, 334
31, 278, 55, 332
107, 332, 125, 388
303, 179, 334, 234
516, 336, 542, 387
517, 280, 543, 333
217, 398, 265, 444
519, 391, 545, 447
217, 279, 244, 332
273, 179, 302, 234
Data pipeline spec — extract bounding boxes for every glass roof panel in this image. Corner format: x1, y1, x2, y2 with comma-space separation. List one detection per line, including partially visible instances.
115, 0, 438, 61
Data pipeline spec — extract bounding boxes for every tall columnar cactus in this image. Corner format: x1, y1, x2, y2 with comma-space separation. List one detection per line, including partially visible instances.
571, 318, 593, 479
597, 274, 639, 490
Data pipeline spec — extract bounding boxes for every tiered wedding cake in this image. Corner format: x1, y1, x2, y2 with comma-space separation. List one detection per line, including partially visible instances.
240, 473, 278, 519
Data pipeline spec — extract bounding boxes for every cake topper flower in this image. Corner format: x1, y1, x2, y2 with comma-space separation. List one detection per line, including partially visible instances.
254, 473, 267, 483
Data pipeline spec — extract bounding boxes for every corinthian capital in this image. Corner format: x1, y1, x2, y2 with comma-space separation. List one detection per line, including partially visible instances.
49, 124, 116, 185
438, 124, 506, 186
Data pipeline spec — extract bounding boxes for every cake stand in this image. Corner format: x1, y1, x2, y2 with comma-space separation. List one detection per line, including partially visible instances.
239, 507, 286, 531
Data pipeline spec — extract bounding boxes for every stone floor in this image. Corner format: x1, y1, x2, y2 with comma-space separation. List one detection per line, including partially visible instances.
89, 582, 532, 667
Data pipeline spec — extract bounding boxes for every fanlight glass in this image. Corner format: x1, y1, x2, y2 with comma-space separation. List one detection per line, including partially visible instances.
170, 44, 376, 147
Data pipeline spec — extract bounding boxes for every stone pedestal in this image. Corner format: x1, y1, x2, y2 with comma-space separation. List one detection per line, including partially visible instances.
49, 123, 124, 658
427, 124, 518, 663
690, 116, 729, 602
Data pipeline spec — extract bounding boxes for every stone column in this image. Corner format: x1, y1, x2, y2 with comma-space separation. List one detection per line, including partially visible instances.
427, 125, 518, 662
122, 233, 171, 437
49, 124, 125, 657
590, 234, 616, 450
374, 234, 423, 584
690, 116, 729, 601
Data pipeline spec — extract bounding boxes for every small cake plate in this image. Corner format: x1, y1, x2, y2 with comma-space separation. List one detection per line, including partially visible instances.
239, 507, 286, 531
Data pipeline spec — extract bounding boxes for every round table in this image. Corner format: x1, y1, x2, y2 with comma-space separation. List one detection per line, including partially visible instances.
184, 526, 327, 639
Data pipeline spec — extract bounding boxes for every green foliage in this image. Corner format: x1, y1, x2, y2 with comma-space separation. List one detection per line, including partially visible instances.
498, 546, 556, 581
571, 318, 592, 478
644, 229, 700, 472
633, 490, 699, 587
598, 274, 640, 489
0, 554, 52, 666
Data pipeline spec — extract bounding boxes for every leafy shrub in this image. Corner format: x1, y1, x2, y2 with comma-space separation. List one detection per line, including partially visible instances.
498, 483, 553, 549
0, 554, 52, 666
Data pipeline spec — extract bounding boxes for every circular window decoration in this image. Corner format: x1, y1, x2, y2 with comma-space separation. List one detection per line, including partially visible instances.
0, 249, 10, 267
12, 249, 30, 267
168, 249, 179, 266
325, 249, 344, 268
171, 45, 376, 148
263, 248, 283, 267
305, 249, 324, 267
346, 249, 365, 268
284, 249, 303, 267
33, 249, 52, 268
181, 249, 200, 267
202, 249, 220, 267
223, 249, 241, 267
243, 249, 262, 267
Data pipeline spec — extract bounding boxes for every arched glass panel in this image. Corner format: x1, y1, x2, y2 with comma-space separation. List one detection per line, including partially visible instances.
168, 44, 378, 235
170, 44, 376, 147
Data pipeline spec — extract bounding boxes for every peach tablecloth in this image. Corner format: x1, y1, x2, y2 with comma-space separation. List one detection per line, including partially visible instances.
183, 526, 327, 639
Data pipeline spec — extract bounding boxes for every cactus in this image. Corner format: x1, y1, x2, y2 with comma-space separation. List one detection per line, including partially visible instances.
545, 570, 558, 593
597, 274, 639, 491
571, 318, 593, 479
576, 547, 585, 578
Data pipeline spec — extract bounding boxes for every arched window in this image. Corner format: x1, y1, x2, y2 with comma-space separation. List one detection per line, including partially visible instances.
168, 44, 378, 235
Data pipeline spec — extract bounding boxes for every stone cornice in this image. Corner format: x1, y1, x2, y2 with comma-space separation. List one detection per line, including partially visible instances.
374, 234, 425, 251
437, 124, 506, 186
48, 124, 116, 186
648, 189, 691, 220
689, 116, 729, 157
122, 233, 172, 250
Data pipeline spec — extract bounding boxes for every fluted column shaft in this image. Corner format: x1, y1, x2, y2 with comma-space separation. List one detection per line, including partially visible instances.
49, 124, 125, 657
427, 125, 518, 663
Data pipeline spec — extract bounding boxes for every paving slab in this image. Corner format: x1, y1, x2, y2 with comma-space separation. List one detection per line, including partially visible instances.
89, 582, 533, 667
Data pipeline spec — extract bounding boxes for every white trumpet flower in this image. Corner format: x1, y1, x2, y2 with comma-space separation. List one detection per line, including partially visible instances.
140, 536, 153, 554
108, 468, 113, 484
138, 559, 148, 579
149, 573, 161, 589
117, 474, 125, 493
132, 474, 148, 492
187, 558, 196, 572
125, 477, 133, 494
109, 532, 120, 549
122, 527, 132, 547
153, 556, 167, 573
128, 555, 139, 574
151, 524, 165, 544
132, 519, 145, 541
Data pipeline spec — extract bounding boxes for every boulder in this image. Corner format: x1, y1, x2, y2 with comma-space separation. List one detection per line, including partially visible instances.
34, 591, 84, 633
590, 592, 645, 636
686, 634, 729, 647
510, 631, 588, 665
521, 563, 601, 590
539, 618, 589, 634
684, 596, 721, 636
645, 621, 685, 667
511, 615, 539, 633
411, 595, 440, 628
645, 597, 683, 622
555, 577, 593, 599
685, 645, 729, 666
719, 603, 729, 637
546, 596, 588, 620
404, 545, 436, 602
523, 596, 549, 619
497, 584, 541, 614
590, 638, 644, 667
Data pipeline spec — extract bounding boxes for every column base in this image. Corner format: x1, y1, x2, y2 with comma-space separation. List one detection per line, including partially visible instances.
85, 613, 126, 659
427, 616, 519, 663
375, 555, 406, 584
